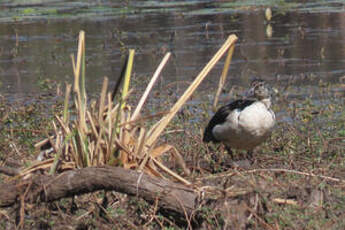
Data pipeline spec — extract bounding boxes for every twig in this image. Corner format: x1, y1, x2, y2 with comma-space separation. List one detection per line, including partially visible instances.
18, 181, 32, 229
243, 168, 344, 183
247, 193, 259, 222
144, 196, 160, 228
119, 111, 168, 127
245, 203, 276, 230
0, 210, 10, 222
272, 198, 298, 206
172, 193, 193, 230
199, 167, 345, 184
151, 158, 191, 185
131, 52, 171, 121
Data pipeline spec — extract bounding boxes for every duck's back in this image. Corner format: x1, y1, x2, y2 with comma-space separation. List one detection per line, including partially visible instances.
211, 101, 275, 150
203, 99, 255, 143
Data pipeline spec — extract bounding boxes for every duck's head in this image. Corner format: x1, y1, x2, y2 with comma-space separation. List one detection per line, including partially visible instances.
246, 79, 271, 100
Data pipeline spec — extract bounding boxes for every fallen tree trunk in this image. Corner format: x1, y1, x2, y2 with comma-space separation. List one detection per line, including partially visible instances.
0, 166, 201, 225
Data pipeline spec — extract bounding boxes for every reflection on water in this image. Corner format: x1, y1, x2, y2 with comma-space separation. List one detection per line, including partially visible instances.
0, 3, 345, 102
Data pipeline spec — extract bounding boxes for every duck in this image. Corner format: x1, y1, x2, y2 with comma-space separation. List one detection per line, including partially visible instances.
203, 79, 275, 159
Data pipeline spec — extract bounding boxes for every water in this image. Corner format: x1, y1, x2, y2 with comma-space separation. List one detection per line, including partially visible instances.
0, 0, 344, 102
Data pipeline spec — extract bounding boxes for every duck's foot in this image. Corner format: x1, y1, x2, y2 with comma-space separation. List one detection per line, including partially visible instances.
215, 148, 254, 170
227, 150, 254, 169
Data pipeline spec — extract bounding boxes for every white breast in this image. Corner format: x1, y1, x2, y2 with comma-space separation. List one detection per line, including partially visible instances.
212, 101, 275, 150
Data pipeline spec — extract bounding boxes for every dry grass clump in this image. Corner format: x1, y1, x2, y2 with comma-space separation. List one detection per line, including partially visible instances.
19, 31, 238, 185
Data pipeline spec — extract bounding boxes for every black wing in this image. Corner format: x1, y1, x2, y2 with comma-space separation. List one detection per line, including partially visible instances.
203, 99, 256, 143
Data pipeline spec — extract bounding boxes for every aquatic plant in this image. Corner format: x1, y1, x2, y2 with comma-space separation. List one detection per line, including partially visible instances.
20, 31, 237, 185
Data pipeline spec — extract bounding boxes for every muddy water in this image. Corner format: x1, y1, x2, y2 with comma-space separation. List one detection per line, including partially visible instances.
0, 1, 344, 102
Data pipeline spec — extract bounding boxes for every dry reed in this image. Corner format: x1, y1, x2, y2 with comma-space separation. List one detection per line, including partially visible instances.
27, 31, 238, 185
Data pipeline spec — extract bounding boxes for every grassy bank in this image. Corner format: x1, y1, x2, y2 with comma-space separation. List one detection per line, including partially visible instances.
0, 78, 344, 229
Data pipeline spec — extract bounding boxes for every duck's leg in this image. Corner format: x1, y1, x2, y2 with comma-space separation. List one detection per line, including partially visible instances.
247, 150, 253, 162
225, 146, 234, 159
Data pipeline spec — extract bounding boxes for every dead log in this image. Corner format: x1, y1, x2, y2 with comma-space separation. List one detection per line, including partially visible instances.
0, 166, 201, 225
0, 166, 19, 176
